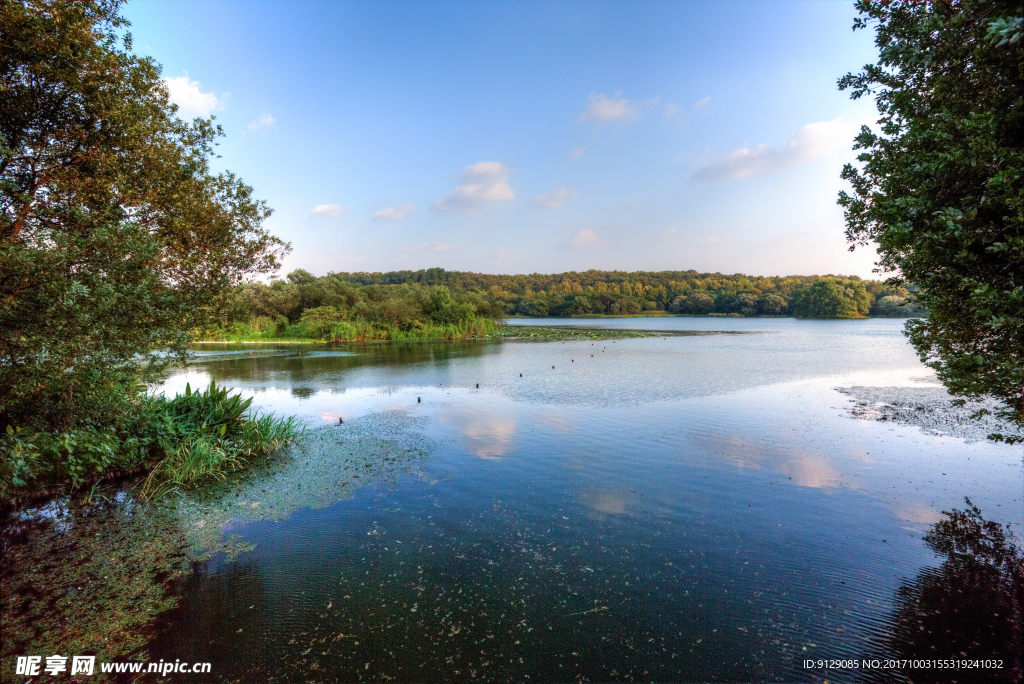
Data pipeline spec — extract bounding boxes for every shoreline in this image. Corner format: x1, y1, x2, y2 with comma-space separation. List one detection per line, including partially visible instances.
195, 324, 761, 346
837, 385, 1019, 442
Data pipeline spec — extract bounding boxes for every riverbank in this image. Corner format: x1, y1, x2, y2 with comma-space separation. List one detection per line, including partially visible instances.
197, 316, 495, 344
197, 323, 751, 345
838, 385, 1020, 442
0, 415, 430, 679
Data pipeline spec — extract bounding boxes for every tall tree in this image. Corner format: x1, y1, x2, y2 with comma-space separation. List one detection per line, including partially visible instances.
838, 0, 1023, 440
0, 0, 289, 431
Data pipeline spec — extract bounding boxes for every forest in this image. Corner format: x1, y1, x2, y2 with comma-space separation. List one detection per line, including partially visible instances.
208, 268, 924, 341
205, 276, 498, 342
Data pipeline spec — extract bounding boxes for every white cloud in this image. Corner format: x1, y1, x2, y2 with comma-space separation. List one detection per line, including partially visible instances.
399, 240, 458, 253
495, 248, 520, 263
658, 227, 678, 239
433, 162, 515, 213
372, 203, 414, 220
247, 111, 276, 131
559, 228, 601, 250
691, 118, 859, 183
693, 96, 712, 110
312, 204, 348, 217
567, 147, 585, 159
577, 92, 658, 123
663, 104, 681, 118
531, 187, 577, 209
163, 75, 222, 118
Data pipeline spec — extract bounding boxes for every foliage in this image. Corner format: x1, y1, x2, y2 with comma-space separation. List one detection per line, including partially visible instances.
203, 274, 500, 342
426, 285, 476, 326
789, 279, 871, 319
838, 0, 1023, 435
0, 0, 288, 434
299, 268, 911, 320
0, 380, 301, 504
871, 285, 928, 318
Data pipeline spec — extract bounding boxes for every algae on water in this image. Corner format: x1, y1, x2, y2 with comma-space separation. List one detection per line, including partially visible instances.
0, 411, 435, 680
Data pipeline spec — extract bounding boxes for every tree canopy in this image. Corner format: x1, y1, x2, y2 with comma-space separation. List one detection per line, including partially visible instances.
322, 268, 910, 319
838, 0, 1022, 439
0, 0, 288, 432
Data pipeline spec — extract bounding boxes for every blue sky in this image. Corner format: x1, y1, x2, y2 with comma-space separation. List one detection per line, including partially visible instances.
124, 0, 882, 278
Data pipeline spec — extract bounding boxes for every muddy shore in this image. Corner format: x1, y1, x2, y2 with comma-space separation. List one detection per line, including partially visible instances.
837, 385, 1020, 443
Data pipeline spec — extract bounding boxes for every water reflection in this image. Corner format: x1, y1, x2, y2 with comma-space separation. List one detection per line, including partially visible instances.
580, 490, 634, 515
187, 341, 495, 386
885, 500, 1022, 683
437, 405, 518, 461
693, 432, 845, 490
141, 323, 1020, 682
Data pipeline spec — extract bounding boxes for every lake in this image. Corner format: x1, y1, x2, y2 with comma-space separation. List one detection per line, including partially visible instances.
151, 318, 1021, 682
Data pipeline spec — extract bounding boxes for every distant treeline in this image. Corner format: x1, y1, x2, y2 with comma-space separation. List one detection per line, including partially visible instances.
327, 268, 924, 319
208, 268, 924, 340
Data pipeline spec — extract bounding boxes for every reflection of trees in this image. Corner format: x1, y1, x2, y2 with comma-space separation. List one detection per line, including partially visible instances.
884, 499, 1022, 683
187, 340, 494, 384
151, 557, 277, 681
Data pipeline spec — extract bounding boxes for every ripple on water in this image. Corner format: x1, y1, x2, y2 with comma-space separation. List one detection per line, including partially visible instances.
141, 322, 1021, 682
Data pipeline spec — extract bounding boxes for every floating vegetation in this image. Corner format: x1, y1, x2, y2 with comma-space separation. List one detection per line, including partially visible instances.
174, 411, 435, 552
837, 386, 1020, 443
0, 495, 191, 671
489, 326, 739, 341
0, 412, 435, 676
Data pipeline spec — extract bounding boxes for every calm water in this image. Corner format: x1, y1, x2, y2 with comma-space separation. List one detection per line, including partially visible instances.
151, 318, 1021, 683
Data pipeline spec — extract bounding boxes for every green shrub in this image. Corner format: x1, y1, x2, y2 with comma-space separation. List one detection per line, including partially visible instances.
0, 381, 302, 504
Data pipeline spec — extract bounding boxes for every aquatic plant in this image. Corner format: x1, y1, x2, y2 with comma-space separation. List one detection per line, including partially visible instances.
139, 382, 303, 500
0, 381, 302, 505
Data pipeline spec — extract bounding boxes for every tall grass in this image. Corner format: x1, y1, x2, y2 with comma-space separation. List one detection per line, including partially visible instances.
138, 381, 302, 500
198, 316, 496, 343
322, 317, 495, 342
0, 380, 302, 504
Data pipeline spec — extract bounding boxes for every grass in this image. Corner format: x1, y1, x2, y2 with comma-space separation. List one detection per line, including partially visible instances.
0, 380, 303, 505
138, 381, 303, 500
139, 412, 303, 500
196, 317, 496, 343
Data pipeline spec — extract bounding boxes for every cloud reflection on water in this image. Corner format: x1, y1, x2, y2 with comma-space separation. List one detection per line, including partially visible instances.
438, 405, 518, 460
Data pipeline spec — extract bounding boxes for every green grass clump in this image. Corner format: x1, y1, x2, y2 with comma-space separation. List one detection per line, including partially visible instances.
140, 380, 303, 500
0, 380, 302, 505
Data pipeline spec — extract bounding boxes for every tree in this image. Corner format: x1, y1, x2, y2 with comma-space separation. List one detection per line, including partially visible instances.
735, 292, 759, 316
838, 0, 1022, 437
790, 279, 871, 319
425, 286, 474, 326
298, 306, 345, 338
670, 292, 714, 315
758, 293, 787, 315
0, 0, 288, 431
